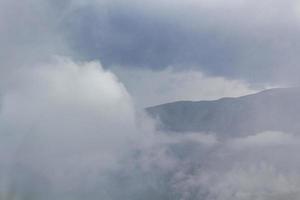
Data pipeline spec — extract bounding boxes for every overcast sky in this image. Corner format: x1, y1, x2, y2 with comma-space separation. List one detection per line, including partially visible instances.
63, 0, 300, 85
2, 0, 299, 106
2, 1, 300, 199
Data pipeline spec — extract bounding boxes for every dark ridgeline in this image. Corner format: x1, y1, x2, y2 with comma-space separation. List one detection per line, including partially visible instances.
146, 88, 300, 138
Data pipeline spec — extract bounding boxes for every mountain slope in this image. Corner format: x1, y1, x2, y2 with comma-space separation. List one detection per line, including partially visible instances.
146, 88, 300, 137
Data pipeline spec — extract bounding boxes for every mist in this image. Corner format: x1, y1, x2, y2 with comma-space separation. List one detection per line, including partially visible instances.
1, 0, 300, 199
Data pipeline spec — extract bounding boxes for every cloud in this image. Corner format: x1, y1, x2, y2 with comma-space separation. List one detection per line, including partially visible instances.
0, 0, 72, 91
1, 54, 296, 200
194, 163, 300, 200
1, 0, 300, 199
0, 57, 140, 199
112, 67, 258, 107
61, 0, 300, 85
139, 131, 300, 200
230, 131, 296, 149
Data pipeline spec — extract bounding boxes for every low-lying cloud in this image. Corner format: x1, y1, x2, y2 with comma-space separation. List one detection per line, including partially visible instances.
0, 57, 139, 199
1, 57, 300, 200
64, 0, 300, 85
112, 67, 258, 107
1, 0, 300, 199
135, 131, 300, 200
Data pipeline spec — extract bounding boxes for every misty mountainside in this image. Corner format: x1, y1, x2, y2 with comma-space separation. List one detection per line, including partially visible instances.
146, 87, 300, 137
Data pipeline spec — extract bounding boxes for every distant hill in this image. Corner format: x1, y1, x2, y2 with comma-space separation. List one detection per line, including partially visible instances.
146, 88, 300, 138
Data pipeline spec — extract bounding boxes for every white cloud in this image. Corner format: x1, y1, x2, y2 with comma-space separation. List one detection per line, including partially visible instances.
230, 131, 296, 149
0, 56, 299, 200
1, 0, 300, 199
200, 163, 300, 200
112, 67, 258, 107
0, 57, 139, 197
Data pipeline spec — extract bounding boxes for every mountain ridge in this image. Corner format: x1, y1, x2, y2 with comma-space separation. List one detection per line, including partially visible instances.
146, 87, 300, 138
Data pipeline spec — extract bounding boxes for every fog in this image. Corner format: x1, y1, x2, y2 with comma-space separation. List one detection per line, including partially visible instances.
1, 0, 300, 199
1, 58, 300, 199
0, 57, 139, 199
111, 67, 257, 108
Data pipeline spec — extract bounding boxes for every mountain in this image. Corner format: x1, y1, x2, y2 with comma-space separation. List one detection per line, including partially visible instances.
146, 87, 300, 138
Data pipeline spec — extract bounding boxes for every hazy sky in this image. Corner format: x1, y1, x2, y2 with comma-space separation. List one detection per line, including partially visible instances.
63, 0, 300, 85
1, 0, 300, 199
3, 0, 300, 106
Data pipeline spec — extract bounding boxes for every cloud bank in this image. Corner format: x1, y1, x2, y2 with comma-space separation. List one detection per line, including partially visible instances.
63, 0, 300, 85
112, 67, 257, 107
0, 57, 139, 199
1, 0, 300, 199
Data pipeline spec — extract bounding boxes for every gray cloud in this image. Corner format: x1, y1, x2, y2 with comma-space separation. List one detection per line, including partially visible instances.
60, 0, 300, 85
0, 57, 140, 199
3, 0, 299, 85
112, 66, 258, 107
2, 0, 300, 199
129, 130, 300, 200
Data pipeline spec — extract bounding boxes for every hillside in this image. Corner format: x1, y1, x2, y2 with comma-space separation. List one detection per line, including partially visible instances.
147, 88, 300, 137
